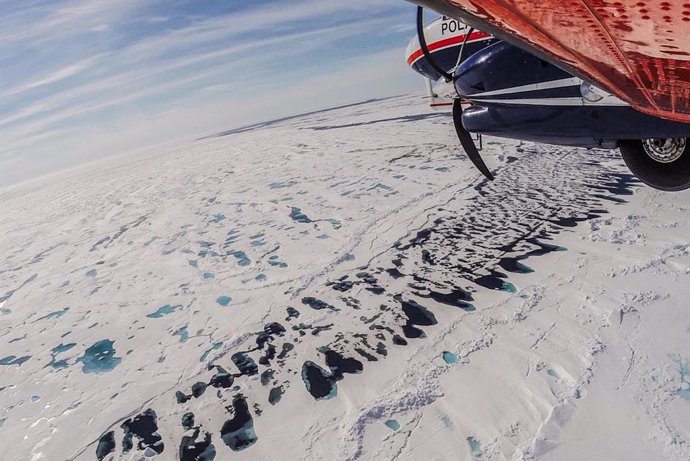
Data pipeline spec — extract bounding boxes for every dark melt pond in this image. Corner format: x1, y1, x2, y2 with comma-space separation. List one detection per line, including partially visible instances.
385, 419, 400, 431
79, 339, 122, 374
301, 348, 363, 400
146, 304, 181, 319
49, 342, 76, 369
0, 355, 31, 366
442, 351, 458, 364
216, 296, 232, 307
221, 395, 257, 451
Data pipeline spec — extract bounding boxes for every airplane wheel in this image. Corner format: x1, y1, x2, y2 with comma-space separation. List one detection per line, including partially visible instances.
619, 138, 690, 191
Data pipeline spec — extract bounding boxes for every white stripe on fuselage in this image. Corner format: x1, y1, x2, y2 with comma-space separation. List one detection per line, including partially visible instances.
466, 77, 629, 106
468, 77, 581, 98
467, 96, 629, 106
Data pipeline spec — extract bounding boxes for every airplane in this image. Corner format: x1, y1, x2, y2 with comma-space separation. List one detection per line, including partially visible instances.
405, 2, 690, 191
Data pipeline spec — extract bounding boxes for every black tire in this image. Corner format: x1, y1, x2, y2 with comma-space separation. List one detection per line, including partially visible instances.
619, 139, 690, 191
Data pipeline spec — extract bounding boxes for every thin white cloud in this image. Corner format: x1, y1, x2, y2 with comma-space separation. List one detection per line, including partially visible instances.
0, 0, 420, 187
0, 0, 142, 44
2, 46, 421, 185
2, 55, 103, 97
1, 15, 404, 134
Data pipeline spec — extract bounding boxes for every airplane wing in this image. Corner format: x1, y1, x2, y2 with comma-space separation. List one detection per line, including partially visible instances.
408, 0, 690, 123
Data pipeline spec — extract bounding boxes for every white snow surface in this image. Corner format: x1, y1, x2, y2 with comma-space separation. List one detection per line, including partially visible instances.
0, 96, 689, 461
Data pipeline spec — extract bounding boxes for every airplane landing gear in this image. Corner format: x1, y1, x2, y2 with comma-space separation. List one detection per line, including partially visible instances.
619, 138, 690, 191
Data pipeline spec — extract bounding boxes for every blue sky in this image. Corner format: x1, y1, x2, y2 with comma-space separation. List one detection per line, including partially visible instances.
0, 0, 423, 187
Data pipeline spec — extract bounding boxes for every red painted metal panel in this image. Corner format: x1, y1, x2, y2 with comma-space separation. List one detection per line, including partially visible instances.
416, 0, 690, 123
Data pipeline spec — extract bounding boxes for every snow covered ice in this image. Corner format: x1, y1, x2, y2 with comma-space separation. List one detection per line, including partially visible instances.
1, 96, 689, 460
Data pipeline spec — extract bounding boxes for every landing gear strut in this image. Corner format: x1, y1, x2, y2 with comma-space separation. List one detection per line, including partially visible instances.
619, 138, 690, 191
452, 99, 494, 180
